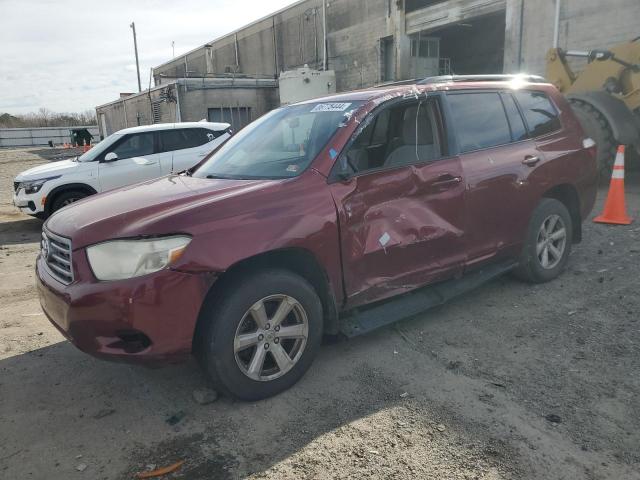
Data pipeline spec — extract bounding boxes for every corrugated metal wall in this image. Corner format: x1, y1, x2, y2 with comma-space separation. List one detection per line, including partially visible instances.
0, 126, 99, 147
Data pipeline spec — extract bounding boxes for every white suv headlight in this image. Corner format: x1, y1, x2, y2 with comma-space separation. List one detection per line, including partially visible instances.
18, 175, 61, 194
86, 236, 191, 281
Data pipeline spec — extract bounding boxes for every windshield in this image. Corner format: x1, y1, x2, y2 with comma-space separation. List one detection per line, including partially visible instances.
193, 101, 364, 180
77, 133, 122, 162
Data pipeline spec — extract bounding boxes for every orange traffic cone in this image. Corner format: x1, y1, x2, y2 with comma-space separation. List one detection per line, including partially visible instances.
593, 145, 632, 225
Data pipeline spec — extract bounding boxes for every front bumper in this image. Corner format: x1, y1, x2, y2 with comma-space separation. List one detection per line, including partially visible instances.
13, 189, 44, 215
36, 249, 215, 364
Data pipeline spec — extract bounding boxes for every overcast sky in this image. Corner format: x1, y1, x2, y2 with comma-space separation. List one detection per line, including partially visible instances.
0, 0, 297, 115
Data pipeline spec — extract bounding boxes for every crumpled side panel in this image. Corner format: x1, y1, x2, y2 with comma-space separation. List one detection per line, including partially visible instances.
331, 156, 466, 308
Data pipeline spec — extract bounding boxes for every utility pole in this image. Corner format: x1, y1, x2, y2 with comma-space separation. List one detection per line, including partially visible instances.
172, 41, 175, 58
553, 0, 561, 48
130, 22, 142, 92
322, 1, 327, 70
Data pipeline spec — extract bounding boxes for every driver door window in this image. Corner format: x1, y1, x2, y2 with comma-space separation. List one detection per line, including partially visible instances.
110, 133, 154, 160
343, 100, 443, 175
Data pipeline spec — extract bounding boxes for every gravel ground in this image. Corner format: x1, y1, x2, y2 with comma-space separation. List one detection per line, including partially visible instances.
0, 147, 639, 480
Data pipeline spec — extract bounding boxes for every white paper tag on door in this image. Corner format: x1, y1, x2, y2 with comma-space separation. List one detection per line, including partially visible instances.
379, 232, 391, 247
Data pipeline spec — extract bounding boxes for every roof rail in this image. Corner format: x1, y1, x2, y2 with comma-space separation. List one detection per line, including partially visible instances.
418, 74, 547, 84
374, 78, 423, 88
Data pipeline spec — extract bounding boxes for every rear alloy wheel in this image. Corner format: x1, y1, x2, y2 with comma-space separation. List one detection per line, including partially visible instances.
536, 214, 567, 270
514, 198, 573, 283
196, 269, 323, 400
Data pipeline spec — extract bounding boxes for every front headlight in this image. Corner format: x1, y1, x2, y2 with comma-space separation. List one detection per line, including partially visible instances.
18, 175, 61, 194
86, 236, 191, 281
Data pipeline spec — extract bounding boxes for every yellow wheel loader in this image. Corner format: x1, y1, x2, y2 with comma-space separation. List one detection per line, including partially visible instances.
546, 37, 640, 176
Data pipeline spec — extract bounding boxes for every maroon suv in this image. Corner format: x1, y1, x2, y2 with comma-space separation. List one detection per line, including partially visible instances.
37, 75, 597, 400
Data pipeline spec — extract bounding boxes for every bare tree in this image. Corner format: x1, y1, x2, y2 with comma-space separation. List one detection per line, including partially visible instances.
0, 109, 97, 128
37, 107, 53, 127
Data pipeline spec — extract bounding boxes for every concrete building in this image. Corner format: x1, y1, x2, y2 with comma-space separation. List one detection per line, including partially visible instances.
96, 0, 640, 137
96, 77, 278, 137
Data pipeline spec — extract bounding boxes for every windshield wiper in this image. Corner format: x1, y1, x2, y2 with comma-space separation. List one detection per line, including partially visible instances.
206, 174, 229, 179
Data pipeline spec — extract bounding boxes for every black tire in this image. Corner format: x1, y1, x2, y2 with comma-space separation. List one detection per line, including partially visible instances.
569, 99, 616, 179
513, 198, 573, 284
195, 269, 323, 401
49, 190, 88, 215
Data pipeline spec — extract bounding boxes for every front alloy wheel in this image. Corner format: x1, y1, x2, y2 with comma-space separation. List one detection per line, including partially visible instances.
234, 295, 309, 382
196, 269, 323, 400
61, 197, 80, 207
50, 190, 88, 216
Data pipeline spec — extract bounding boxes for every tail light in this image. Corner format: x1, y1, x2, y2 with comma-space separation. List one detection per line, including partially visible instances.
583, 137, 597, 159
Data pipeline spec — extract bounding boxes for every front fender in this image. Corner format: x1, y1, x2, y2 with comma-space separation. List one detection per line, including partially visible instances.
175, 170, 345, 307
45, 182, 99, 216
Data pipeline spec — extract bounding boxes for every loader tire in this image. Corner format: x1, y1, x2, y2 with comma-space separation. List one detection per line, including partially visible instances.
569, 99, 617, 180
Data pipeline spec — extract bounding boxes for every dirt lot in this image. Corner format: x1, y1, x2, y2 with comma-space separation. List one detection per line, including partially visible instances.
1, 147, 639, 480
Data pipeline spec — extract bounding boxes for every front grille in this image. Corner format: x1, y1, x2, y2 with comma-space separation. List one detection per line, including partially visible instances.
14, 181, 20, 193
42, 229, 73, 285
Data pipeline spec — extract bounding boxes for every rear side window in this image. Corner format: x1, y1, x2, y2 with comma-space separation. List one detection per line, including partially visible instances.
447, 92, 511, 152
159, 130, 188, 152
159, 128, 212, 153
501, 93, 528, 141
514, 90, 561, 137
205, 128, 225, 141
194, 128, 220, 144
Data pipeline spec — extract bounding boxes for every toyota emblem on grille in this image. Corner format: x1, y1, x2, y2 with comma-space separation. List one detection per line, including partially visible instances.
41, 236, 50, 260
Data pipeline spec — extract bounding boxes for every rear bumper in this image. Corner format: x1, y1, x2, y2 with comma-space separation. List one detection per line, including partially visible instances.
36, 251, 215, 364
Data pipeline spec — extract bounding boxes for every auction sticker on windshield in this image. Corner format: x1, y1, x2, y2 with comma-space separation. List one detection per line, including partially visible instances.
310, 103, 352, 112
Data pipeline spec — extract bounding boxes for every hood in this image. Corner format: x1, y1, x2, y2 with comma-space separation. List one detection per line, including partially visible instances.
15, 158, 82, 181
45, 174, 280, 249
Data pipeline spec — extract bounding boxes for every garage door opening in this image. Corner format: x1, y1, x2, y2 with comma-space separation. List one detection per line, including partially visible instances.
414, 11, 506, 77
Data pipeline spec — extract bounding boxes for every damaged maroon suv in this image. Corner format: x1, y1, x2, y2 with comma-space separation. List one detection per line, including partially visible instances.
37, 75, 598, 400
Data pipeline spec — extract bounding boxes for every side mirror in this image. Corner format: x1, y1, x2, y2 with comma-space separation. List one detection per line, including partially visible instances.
102, 152, 118, 163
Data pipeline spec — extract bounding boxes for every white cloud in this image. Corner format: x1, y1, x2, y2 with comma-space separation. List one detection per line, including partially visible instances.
0, 0, 297, 114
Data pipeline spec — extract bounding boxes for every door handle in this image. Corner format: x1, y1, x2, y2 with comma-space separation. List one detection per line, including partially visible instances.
430, 174, 462, 189
133, 158, 156, 166
522, 155, 541, 167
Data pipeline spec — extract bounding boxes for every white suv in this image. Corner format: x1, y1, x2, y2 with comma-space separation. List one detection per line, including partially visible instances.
13, 122, 231, 218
